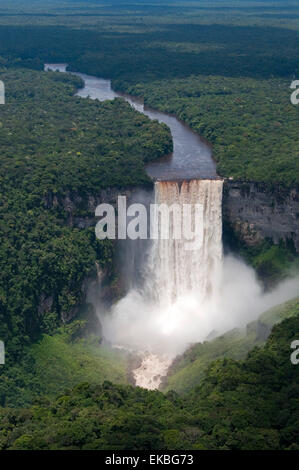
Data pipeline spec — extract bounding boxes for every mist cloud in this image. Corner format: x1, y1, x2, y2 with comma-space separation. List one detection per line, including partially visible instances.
100, 254, 299, 357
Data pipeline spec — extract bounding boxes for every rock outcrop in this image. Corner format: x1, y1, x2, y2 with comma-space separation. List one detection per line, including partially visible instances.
223, 181, 299, 251
43, 186, 140, 229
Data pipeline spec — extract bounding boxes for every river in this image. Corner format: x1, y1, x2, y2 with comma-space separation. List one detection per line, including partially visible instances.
44, 63, 216, 181
44, 63, 218, 390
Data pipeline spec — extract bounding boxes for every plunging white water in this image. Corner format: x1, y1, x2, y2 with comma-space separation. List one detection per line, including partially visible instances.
148, 180, 223, 305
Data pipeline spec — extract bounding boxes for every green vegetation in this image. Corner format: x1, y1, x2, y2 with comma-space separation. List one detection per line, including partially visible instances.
162, 297, 299, 394
0, 2, 296, 185
123, 75, 299, 185
0, 1, 299, 31
0, 326, 129, 408
0, 3, 296, 187
1, 312, 298, 450
248, 241, 299, 283
30, 335, 128, 394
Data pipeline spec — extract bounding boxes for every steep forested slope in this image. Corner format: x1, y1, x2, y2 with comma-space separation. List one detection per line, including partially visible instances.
0, 8, 297, 185
1, 313, 298, 450
162, 297, 299, 394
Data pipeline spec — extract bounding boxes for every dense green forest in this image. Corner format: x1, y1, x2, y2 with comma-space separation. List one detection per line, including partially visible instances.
0, 0, 298, 452
1, 308, 298, 450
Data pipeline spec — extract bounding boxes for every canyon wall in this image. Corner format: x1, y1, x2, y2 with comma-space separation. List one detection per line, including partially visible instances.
41, 186, 154, 318
223, 181, 299, 251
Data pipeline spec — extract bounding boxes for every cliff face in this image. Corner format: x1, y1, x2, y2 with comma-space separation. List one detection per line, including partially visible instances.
223, 181, 299, 251
45, 181, 299, 252
43, 187, 140, 229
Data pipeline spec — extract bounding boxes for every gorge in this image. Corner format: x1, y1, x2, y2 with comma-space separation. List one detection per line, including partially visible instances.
45, 64, 299, 389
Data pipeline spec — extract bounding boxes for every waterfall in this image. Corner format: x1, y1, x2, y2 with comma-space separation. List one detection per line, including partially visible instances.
103, 178, 225, 389
147, 179, 224, 306
131, 179, 224, 389
104, 175, 299, 390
